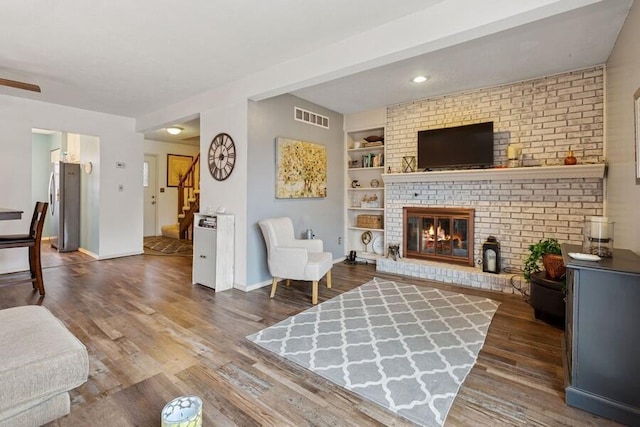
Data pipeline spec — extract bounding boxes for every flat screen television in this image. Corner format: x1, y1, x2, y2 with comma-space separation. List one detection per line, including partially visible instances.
417, 122, 494, 170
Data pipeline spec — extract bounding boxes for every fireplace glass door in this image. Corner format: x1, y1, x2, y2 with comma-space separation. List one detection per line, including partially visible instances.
403, 207, 474, 266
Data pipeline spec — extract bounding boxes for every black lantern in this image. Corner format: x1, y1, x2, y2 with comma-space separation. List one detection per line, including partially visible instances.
482, 236, 500, 274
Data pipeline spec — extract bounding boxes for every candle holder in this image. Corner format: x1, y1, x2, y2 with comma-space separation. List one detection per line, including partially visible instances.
161, 395, 202, 427
506, 144, 522, 168
402, 156, 416, 173
583, 217, 614, 257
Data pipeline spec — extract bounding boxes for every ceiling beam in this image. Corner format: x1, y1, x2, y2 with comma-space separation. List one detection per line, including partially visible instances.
0, 78, 41, 93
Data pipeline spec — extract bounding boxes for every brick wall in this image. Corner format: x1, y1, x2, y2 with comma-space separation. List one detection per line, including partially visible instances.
384, 67, 605, 269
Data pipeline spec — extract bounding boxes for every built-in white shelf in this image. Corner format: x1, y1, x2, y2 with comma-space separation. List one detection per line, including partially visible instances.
348, 166, 385, 171
382, 163, 606, 183
348, 146, 384, 152
348, 226, 384, 231
346, 124, 386, 263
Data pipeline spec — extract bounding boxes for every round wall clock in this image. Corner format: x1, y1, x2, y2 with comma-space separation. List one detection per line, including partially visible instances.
208, 133, 236, 181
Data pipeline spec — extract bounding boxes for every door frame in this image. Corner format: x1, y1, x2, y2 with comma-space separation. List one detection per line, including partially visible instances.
143, 154, 158, 237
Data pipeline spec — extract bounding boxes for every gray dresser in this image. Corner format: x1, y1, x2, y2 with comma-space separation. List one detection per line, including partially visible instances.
562, 244, 640, 426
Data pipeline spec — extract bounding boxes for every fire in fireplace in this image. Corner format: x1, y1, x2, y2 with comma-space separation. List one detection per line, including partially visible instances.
403, 207, 475, 266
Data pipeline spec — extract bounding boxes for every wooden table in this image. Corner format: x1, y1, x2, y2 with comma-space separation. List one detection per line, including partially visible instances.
0, 208, 23, 221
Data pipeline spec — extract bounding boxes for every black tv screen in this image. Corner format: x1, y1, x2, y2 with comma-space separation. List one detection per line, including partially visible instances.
417, 122, 494, 170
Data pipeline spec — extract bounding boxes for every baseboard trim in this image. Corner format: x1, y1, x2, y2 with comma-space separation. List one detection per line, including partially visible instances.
78, 247, 99, 259
238, 279, 271, 293
97, 250, 144, 260
240, 257, 343, 293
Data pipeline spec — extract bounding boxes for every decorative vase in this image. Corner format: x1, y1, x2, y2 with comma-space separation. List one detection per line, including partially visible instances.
583, 217, 614, 257
564, 149, 577, 165
542, 253, 566, 279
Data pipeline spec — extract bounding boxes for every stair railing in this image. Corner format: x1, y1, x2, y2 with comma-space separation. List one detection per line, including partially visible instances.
177, 153, 200, 239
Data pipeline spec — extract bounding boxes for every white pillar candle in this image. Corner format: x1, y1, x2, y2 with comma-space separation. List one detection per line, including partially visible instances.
486, 249, 496, 272
590, 216, 609, 239
507, 145, 516, 160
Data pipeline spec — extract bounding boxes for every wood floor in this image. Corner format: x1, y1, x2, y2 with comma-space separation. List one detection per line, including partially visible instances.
0, 250, 621, 426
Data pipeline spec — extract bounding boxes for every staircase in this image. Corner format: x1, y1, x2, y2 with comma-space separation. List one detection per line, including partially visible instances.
176, 153, 200, 239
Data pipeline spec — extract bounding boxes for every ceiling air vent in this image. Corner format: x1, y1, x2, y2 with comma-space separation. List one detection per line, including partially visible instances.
294, 107, 329, 129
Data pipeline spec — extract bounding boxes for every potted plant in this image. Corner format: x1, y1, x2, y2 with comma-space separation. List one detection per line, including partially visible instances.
524, 238, 566, 328
523, 238, 565, 282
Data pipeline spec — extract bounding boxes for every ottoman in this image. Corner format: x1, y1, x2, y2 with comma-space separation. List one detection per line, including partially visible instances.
0, 306, 89, 427
529, 271, 565, 329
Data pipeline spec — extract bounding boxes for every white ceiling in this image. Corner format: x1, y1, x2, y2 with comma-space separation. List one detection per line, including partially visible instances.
144, 118, 200, 144
0, 0, 435, 117
0, 0, 633, 134
292, 1, 631, 114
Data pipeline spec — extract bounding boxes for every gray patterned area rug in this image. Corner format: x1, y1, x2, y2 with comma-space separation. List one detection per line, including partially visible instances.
247, 278, 500, 426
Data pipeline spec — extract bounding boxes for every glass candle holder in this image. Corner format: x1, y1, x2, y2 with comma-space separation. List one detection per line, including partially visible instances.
402, 156, 416, 173
583, 216, 614, 257
161, 396, 202, 427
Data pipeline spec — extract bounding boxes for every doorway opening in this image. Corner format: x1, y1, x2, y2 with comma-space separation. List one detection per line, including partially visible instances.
32, 128, 99, 268
141, 116, 200, 252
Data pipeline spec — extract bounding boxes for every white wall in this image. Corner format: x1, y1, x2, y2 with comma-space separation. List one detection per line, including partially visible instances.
0, 94, 144, 274
605, 0, 640, 254
79, 134, 100, 256
199, 101, 249, 287
246, 94, 344, 288
142, 140, 199, 235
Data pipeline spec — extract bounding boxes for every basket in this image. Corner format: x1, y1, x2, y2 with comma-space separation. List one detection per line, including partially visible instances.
542, 253, 566, 280
360, 201, 380, 208
356, 214, 383, 229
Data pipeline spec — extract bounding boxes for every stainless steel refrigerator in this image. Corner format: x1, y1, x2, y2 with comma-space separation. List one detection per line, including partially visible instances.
49, 162, 80, 252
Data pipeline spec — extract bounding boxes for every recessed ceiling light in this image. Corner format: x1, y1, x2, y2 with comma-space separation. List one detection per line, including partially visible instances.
166, 126, 183, 135
412, 75, 428, 83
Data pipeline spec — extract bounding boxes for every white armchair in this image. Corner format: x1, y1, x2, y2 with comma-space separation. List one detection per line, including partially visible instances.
258, 217, 332, 304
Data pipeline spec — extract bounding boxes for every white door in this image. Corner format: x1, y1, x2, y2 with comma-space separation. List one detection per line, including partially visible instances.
143, 154, 158, 237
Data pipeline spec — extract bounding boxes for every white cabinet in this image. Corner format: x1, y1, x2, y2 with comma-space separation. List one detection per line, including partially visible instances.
192, 213, 234, 291
345, 127, 385, 261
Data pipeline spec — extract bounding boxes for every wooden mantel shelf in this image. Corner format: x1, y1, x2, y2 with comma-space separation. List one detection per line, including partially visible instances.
382, 163, 606, 183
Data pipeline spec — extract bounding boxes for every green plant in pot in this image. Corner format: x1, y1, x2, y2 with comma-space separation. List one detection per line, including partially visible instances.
523, 238, 566, 282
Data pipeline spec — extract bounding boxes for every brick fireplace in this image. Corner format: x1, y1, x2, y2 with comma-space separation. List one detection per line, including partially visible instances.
379, 166, 604, 292
375, 67, 606, 293
384, 165, 604, 266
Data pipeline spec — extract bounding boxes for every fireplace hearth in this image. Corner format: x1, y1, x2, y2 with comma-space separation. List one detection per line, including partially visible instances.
403, 207, 474, 266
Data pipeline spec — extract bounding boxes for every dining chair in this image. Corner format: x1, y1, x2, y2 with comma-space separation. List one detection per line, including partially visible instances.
0, 202, 49, 295
258, 217, 332, 305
